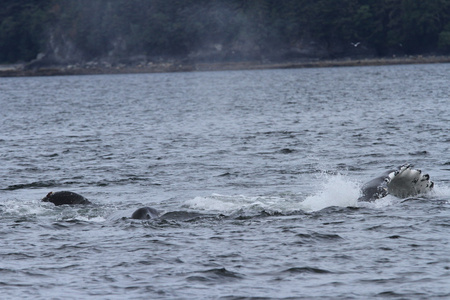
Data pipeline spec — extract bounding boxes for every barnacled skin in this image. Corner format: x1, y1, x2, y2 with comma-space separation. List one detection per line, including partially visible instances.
359, 164, 434, 202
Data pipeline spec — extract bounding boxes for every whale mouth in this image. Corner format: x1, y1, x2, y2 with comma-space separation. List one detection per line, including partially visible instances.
386, 164, 434, 198
359, 164, 434, 202
41, 191, 54, 202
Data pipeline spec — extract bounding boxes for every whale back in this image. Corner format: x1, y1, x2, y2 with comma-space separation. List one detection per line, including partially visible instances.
131, 207, 160, 219
358, 170, 392, 202
42, 191, 91, 206
359, 164, 434, 202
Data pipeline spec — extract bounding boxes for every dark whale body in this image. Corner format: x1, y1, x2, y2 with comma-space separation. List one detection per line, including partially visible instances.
42, 191, 91, 206
359, 164, 434, 202
131, 206, 160, 220
40, 164, 434, 218
41, 191, 159, 219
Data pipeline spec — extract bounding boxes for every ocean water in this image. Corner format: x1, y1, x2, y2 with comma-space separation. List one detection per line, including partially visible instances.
0, 63, 449, 299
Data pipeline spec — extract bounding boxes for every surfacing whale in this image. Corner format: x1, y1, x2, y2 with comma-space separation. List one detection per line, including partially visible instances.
41, 191, 160, 219
42, 191, 91, 206
358, 164, 434, 202
41, 164, 434, 215
131, 206, 160, 219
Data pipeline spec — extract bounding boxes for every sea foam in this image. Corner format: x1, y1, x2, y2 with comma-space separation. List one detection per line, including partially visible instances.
183, 174, 361, 215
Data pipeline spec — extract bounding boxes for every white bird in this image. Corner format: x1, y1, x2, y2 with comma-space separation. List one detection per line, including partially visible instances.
351, 42, 360, 47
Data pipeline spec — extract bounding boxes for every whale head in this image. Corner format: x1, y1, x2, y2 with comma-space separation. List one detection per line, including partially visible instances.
359, 164, 434, 202
131, 206, 160, 219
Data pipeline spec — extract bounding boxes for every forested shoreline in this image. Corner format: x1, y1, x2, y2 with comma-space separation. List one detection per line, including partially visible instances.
1, 0, 450, 73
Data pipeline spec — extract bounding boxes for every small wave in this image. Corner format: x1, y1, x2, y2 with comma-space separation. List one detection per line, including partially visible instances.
408, 150, 429, 156
185, 267, 244, 283
91, 178, 162, 187
3, 181, 60, 191
282, 267, 332, 274
279, 148, 297, 154
160, 211, 210, 222
295, 231, 344, 243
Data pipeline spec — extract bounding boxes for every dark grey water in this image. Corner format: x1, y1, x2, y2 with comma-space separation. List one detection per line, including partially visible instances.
1, 64, 449, 299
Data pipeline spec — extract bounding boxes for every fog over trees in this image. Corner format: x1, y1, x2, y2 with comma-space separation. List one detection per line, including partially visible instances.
1, 0, 450, 65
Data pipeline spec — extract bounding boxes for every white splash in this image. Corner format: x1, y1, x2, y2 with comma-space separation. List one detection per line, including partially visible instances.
300, 174, 360, 212
431, 184, 450, 201
64, 215, 106, 222
2, 199, 52, 216
183, 174, 362, 214
0, 198, 108, 222
183, 194, 282, 214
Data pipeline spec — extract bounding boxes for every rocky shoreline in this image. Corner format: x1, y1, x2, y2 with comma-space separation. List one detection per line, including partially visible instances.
1, 55, 450, 77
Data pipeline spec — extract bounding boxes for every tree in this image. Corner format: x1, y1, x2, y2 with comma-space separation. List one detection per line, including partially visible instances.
0, 0, 53, 63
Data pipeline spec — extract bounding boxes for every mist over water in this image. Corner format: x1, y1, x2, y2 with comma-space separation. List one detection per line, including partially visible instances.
1, 64, 449, 299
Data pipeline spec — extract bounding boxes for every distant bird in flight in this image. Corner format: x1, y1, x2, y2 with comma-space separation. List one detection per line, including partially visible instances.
351, 42, 360, 47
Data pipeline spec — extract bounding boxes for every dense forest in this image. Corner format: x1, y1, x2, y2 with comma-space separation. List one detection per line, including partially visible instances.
1, 0, 450, 65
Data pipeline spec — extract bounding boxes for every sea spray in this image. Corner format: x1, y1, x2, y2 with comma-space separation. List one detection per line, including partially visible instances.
183, 174, 361, 215
300, 174, 360, 212
183, 194, 283, 215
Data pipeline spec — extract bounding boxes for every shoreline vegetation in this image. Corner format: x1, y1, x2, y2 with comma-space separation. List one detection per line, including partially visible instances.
1, 55, 450, 77
3, 1, 450, 77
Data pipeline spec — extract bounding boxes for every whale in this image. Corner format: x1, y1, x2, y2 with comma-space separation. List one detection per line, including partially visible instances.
131, 206, 160, 220
358, 164, 434, 202
42, 191, 91, 206
41, 191, 160, 219
41, 164, 434, 214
